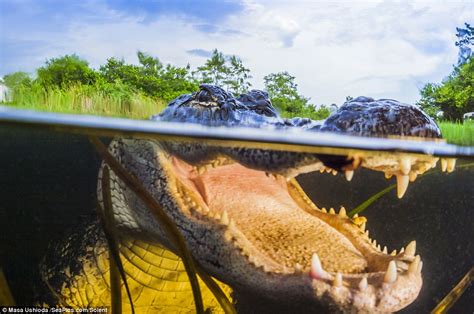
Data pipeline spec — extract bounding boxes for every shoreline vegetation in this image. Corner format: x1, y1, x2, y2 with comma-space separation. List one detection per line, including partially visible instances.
2, 83, 165, 119
1, 84, 472, 146
1, 50, 473, 146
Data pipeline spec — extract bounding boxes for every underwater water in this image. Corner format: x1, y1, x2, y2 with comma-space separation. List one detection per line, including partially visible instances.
0, 109, 473, 313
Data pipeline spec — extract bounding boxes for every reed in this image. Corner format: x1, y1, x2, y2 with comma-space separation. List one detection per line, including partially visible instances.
3, 84, 165, 119
438, 121, 474, 146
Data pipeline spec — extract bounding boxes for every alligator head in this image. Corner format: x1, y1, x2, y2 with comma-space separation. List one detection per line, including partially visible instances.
97, 85, 443, 312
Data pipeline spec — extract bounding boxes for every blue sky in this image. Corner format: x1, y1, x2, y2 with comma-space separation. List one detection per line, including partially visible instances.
0, 0, 472, 105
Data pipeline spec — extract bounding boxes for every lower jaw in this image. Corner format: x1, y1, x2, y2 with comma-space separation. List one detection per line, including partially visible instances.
164, 155, 422, 311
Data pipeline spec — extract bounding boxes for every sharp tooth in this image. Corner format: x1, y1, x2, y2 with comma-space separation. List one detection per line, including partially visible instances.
418, 261, 423, 273
221, 210, 229, 225
441, 159, 448, 172
383, 246, 388, 254
400, 157, 411, 175
351, 155, 361, 168
431, 159, 438, 168
345, 170, 354, 181
359, 222, 366, 232
447, 158, 456, 173
294, 263, 303, 273
377, 244, 381, 251
372, 239, 377, 247
364, 230, 370, 239
384, 172, 393, 179
197, 166, 206, 175
404, 241, 416, 257
408, 255, 421, 275
384, 261, 397, 283
310, 253, 327, 280
338, 207, 347, 218
396, 174, 409, 199
359, 277, 368, 291
321, 208, 327, 213
333, 272, 343, 287
390, 250, 397, 256
353, 216, 367, 226
400, 247, 405, 254
331, 170, 338, 176
409, 172, 417, 182
329, 208, 336, 215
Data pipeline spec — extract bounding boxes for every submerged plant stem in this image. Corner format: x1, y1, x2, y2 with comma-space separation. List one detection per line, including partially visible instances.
0, 266, 15, 305
431, 267, 473, 314
350, 161, 474, 217
349, 184, 396, 217
101, 166, 124, 314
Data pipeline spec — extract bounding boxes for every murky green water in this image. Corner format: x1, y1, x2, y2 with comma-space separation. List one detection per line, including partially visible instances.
0, 110, 472, 313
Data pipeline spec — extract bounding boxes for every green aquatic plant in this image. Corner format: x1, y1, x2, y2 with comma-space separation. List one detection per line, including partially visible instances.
101, 166, 132, 314
0, 266, 15, 305
349, 161, 474, 217
432, 267, 474, 314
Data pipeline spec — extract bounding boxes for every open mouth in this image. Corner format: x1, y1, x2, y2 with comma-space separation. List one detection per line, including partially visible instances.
162, 153, 424, 309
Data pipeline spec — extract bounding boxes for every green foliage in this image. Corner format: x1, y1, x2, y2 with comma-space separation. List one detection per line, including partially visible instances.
223, 55, 252, 95
195, 49, 228, 86
3, 49, 331, 121
263, 71, 330, 120
194, 49, 252, 95
438, 121, 474, 146
4, 82, 164, 119
418, 58, 474, 120
37, 54, 97, 87
3, 71, 32, 89
99, 51, 197, 101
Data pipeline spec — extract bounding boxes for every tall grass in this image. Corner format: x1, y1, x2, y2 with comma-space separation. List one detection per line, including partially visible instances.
3, 84, 166, 119
438, 121, 474, 146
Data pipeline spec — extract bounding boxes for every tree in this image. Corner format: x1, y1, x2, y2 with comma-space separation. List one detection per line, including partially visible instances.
37, 54, 97, 87
194, 49, 252, 95
418, 57, 474, 120
2, 72, 32, 89
194, 49, 229, 86
99, 51, 197, 101
263, 71, 330, 120
418, 23, 474, 120
223, 55, 252, 95
263, 72, 307, 114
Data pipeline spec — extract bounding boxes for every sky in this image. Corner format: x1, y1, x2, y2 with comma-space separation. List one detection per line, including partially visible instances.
0, 0, 473, 106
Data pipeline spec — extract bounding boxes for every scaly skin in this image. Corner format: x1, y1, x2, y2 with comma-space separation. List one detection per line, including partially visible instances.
42, 85, 444, 313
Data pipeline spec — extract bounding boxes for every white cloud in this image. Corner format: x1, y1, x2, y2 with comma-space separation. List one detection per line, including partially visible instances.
2, 0, 472, 106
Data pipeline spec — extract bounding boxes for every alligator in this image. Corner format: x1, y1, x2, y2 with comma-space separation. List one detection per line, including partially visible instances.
41, 84, 447, 313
